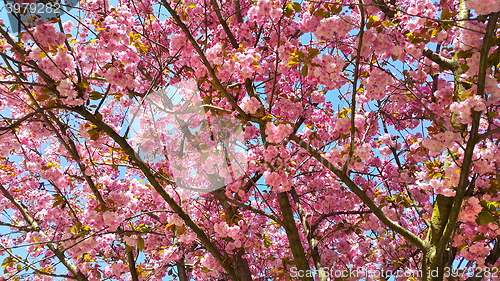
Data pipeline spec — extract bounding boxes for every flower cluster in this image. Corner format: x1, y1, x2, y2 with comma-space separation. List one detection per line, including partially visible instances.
458, 197, 482, 222
57, 78, 85, 106
265, 122, 293, 143
465, 0, 500, 15
240, 96, 261, 114
449, 95, 487, 124
263, 170, 291, 192
422, 131, 460, 157
247, 0, 283, 24
314, 16, 352, 40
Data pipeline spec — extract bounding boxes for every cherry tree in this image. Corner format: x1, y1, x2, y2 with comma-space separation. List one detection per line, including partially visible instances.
0, 0, 499, 280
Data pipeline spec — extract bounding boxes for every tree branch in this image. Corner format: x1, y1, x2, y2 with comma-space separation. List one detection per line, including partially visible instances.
0, 183, 88, 281
423, 47, 459, 72
372, 0, 396, 18
276, 191, 314, 281
435, 10, 500, 269
289, 134, 428, 250
211, 0, 239, 49
127, 250, 140, 281
0, 106, 60, 132
160, 0, 262, 124
344, 0, 365, 173
233, 0, 243, 23
476, 127, 500, 143
290, 187, 327, 281
67, 105, 240, 281
311, 210, 372, 233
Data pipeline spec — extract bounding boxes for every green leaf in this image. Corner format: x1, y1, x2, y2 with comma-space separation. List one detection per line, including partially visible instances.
410, 37, 425, 44
176, 226, 185, 235
307, 48, 319, 59
88, 128, 100, 141
476, 210, 496, 225
134, 42, 148, 53
286, 57, 299, 67
301, 64, 309, 77
382, 20, 396, 29
89, 91, 103, 100
200, 152, 209, 162
455, 50, 472, 59
263, 236, 271, 248
313, 8, 328, 18
1, 256, 15, 268
40, 88, 53, 95
52, 200, 64, 208
460, 63, 470, 73
430, 28, 439, 38
481, 200, 500, 211
94, 203, 110, 212
487, 111, 498, 118
186, 3, 196, 8
471, 234, 487, 242
441, 7, 451, 20
125, 244, 134, 253
487, 51, 500, 66
78, 80, 89, 90
457, 244, 467, 252
284, 5, 293, 17
137, 236, 145, 251
291, 2, 301, 12
37, 94, 50, 101
329, 3, 342, 14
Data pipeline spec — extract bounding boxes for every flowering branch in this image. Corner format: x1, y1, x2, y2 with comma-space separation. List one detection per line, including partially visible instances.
0, 183, 89, 281
290, 134, 428, 250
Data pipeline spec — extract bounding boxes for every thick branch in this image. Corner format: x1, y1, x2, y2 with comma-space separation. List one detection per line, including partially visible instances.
177, 257, 190, 281
127, 250, 140, 281
311, 210, 372, 233
277, 192, 314, 281
423, 47, 459, 72
372, 0, 396, 18
0, 106, 60, 132
233, 0, 243, 23
211, 0, 239, 49
290, 188, 326, 281
290, 134, 428, 250
67, 106, 239, 281
435, 10, 499, 268
476, 127, 500, 143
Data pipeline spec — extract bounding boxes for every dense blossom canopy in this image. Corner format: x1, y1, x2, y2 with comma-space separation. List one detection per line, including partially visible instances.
0, 0, 499, 280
